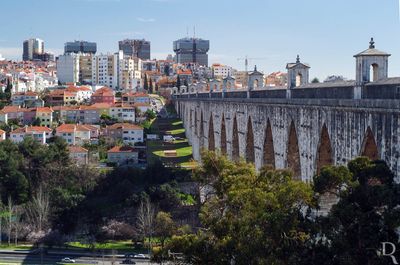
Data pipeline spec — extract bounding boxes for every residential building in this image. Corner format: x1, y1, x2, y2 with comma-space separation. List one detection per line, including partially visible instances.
265, 71, 287, 87
133, 102, 151, 113
173, 37, 210, 66
64, 41, 97, 54
109, 104, 135, 122
212, 63, 233, 79
10, 126, 52, 144
68, 145, 89, 165
91, 87, 115, 104
104, 123, 143, 144
78, 54, 93, 84
120, 56, 142, 90
107, 146, 138, 166
2, 106, 24, 123
11, 91, 43, 107
35, 107, 53, 127
56, 124, 99, 145
91, 51, 123, 89
47, 89, 66, 106
23, 38, 44, 61
56, 53, 80, 84
122, 92, 150, 104
118, 39, 150, 60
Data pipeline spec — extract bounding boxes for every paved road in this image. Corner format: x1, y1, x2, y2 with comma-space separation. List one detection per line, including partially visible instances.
0, 252, 152, 265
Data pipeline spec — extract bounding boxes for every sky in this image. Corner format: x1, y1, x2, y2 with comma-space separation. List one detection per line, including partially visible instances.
0, 0, 399, 80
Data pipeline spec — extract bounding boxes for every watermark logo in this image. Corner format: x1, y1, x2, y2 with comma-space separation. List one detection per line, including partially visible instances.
381, 242, 398, 264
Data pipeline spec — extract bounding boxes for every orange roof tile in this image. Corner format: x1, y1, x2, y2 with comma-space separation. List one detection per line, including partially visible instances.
36, 107, 53, 113
11, 126, 52, 134
107, 146, 136, 153
68, 145, 88, 153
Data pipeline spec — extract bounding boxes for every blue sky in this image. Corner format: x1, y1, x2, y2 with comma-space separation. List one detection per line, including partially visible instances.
0, 0, 399, 80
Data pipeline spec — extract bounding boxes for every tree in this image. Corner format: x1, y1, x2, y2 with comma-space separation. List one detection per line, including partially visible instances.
155, 211, 176, 249
4, 79, 12, 101
143, 74, 149, 91
149, 78, 153, 94
168, 151, 314, 264
176, 76, 181, 90
145, 109, 156, 120
310, 157, 400, 265
25, 186, 50, 233
32, 117, 42, 126
137, 196, 155, 254
311, 77, 320, 83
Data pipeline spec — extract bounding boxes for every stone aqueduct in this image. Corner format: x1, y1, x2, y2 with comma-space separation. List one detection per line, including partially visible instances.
175, 98, 400, 182
173, 39, 400, 181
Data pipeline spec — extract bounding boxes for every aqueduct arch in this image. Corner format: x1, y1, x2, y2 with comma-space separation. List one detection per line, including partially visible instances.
263, 119, 275, 168
361, 126, 379, 160
208, 114, 215, 151
287, 121, 301, 180
245, 117, 255, 163
220, 114, 227, 154
199, 111, 204, 149
315, 124, 333, 174
232, 115, 240, 161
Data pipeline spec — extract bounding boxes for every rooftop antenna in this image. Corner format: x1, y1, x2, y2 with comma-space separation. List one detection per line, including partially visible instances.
186, 26, 189, 38
193, 26, 196, 39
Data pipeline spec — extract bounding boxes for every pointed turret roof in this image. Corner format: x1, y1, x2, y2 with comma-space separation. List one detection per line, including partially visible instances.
354, 38, 390, 57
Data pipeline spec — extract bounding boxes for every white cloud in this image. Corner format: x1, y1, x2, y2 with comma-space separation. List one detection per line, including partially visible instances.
137, 17, 156, 23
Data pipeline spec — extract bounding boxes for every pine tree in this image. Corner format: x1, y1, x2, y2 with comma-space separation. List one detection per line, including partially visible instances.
143, 74, 148, 91
176, 75, 181, 90
149, 78, 153, 94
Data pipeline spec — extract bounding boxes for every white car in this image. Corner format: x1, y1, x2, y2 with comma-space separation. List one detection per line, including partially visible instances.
133, 254, 147, 259
61, 257, 76, 263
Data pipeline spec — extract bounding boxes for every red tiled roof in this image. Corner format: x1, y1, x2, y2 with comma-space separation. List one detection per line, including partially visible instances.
11, 126, 52, 134
36, 107, 53, 113
56, 124, 98, 133
92, 87, 114, 97
2, 106, 21, 112
68, 145, 88, 153
107, 146, 136, 153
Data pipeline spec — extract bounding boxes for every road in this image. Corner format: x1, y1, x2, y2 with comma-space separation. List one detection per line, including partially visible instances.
0, 252, 152, 265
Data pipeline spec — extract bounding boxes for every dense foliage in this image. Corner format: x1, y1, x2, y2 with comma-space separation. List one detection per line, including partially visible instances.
167, 152, 400, 265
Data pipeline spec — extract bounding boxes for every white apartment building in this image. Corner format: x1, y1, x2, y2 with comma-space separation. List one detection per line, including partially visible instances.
212, 64, 234, 79
92, 51, 123, 90
57, 53, 80, 84
120, 57, 142, 90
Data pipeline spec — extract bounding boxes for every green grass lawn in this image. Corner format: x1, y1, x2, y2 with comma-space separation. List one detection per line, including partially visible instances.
67, 240, 133, 251
147, 115, 193, 167
0, 243, 32, 249
153, 146, 192, 158
166, 128, 185, 135
172, 121, 183, 126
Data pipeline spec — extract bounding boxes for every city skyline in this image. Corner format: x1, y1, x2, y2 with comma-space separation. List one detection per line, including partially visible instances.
0, 0, 399, 80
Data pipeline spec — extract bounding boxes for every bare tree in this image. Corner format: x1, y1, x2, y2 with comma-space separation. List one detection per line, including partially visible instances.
25, 186, 50, 232
137, 197, 155, 254
7, 197, 14, 246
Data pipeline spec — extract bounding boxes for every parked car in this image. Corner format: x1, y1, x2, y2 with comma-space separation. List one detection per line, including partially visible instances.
61, 257, 76, 263
133, 254, 147, 259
